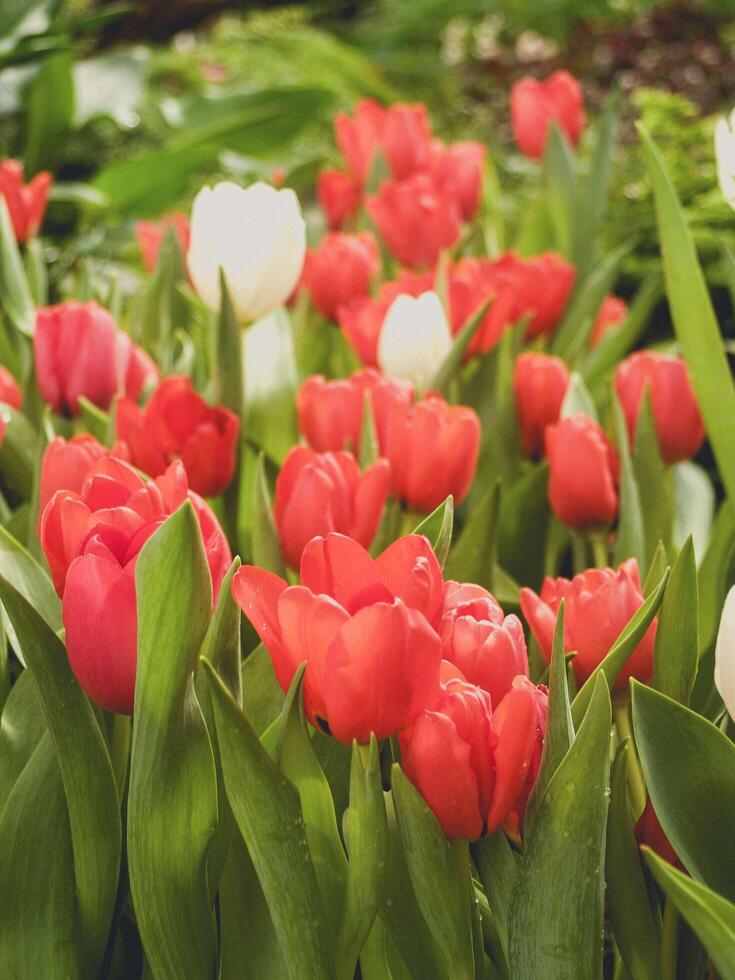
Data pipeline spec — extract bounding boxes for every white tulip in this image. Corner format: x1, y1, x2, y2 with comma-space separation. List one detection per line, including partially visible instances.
715, 585, 735, 719
187, 180, 306, 322
715, 109, 735, 212
377, 291, 453, 390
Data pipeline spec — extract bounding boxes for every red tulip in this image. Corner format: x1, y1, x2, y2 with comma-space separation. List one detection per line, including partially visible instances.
115, 375, 239, 497
34, 302, 159, 417
381, 103, 433, 180
440, 581, 529, 706
374, 390, 481, 512
635, 798, 683, 870
614, 351, 705, 464
0, 159, 51, 243
0, 365, 22, 409
520, 558, 657, 688
513, 352, 571, 457
511, 71, 585, 160
366, 173, 461, 268
430, 140, 486, 220
505, 252, 576, 340
40, 458, 230, 713
448, 258, 519, 356
232, 532, 444, 742
301, 232, 380, 320
297, 368, 412, 454
400, 674, 547, 840
317, 170, 362, 230
334, 99, 387, 184
38, 434, 129, 525
545, 415, 619, 529
274, 447, 391, 569
136, 212, 191, 274
590, 295, 628, 348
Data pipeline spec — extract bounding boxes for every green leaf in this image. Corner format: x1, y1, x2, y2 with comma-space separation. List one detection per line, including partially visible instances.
673, 462, 714, 560
633, 392, 673, 566
606, 742, 661, 980
471, 831, 517, 974
251, 452, 287, 577
544, 125, 578, 260
244, 308, 299, 465
0, 668, 45, 811
651, 536, 699, 704
639, 126, 735, 509
575, 92, 619, 279
571, 568, 668, 726
140, 226, 188, 372
24, 236, 47, 306
241, 643, 285, 736
642, 847, 735, 980
445, 481, 500, 591
631, 682, 735, 903
24, 50, 74, 175
0, 523, 61, 642
337, 737, 388, 980
391, 764, 474, 980
430, 298, 490, 395
560, 370, 598, 422
0, 406, 37, 499
77, 396, 111, 445
412, 496, 453, 568
0, 575, 121, 975
203, 659, 334, 980
0, 197, 34, 336
642, 541, 668, 598
497, 461, 549, 592
508, 675, 612, 979
612, 396, 646, 571
358, 390, 380, 468
128, 503, 218, 979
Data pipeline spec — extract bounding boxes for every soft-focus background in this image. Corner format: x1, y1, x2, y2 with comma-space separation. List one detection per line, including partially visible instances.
2, 0, 734, 305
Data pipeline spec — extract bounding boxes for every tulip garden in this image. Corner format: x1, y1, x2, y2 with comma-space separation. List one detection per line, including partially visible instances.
2, 2, 735, 978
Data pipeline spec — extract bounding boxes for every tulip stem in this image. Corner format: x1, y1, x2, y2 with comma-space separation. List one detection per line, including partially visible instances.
571, 534, 588, 574
110, 713, 130, 796
589, 532, 609, 569
660, 897, 679, 980
612, 696, 646, 816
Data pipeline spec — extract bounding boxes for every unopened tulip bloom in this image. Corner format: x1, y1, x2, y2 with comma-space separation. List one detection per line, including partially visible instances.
40, 458, 230, 713
38, 434, 129, 524
297, 368, 412, 454
545, 415, 619, 529
430, 140, 486, 220
715, 585, 735, 719
513, 352, 570, 458
34, 302, 159, 417
0, 159, 51, 243
301, 232, 379, 320
136, 212, 190, 274
521, 558, 657, 688
367, 173, 461, 268
334, 99, 387, 184
232, 532, 443, 742
187, 181, 306, 322
381, 102, 433, 179
377, 291, 452, 390
614, 351, 705, 464
715, 108, 735, 211
0, 365, 22, 409
375, 391, 481, 512
511, 71, 585, 160
506, 252, 576, 340
317, 169, 362, 230
441, 581, 529, 705
274, 447, 391, 569
116, 375, 239, 497
590, 295, 628, 348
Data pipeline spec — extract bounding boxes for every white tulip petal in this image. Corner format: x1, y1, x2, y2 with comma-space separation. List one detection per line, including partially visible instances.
715, 110, 735, 212
715, 584, 735, 719
377, 291, 453, 390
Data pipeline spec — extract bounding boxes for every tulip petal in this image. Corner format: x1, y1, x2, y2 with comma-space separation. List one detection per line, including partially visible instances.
374, 534, 444, 628
300, 533, 392, 613
486, 683, 537, 832
231, 565, 289, 679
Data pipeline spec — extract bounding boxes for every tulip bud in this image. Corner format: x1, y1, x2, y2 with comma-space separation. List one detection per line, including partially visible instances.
715, 109, 735, 211
511, 71, 585, 160
317, 169, 362, 230
274, 447, 391, 569
377, 291, 453, 390
34, 301, 159, 417
430, 140, 486, 221
232, 532, 443, 743
545, 415, 619, 530
715, 585, 735, 719
136, 212, 190, 274
0, 365, 22, 409
614, 351, 704, 465
0, 159, 51, 243
187, 181, 306, 322
440, 581, 529, 705
335, 99, 387, 184
590, 295, 628, 348
366, 173, 462, 269
381, 103, 433, 179
513, 352, 570, 458
116, 375, 239, 497
520, 558, 657, 688
302, 231, 379, 320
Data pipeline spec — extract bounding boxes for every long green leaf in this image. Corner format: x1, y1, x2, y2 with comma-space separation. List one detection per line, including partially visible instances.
445, 481, 500, 590
431, 298, 490, 395
0, 197, 34, 336
612, 396, 646, 571
251, 452, 286, 577
24, 50, 74, 175
412, 496, 453, 569
651, 536, 699, 704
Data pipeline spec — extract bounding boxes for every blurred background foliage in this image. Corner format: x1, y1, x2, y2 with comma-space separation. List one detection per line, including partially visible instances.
1, 0, 734, 294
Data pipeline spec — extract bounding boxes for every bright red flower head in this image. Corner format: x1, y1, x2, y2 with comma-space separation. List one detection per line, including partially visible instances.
511, 71, 585, 160
334, 99, 387, 184
448, 258, 519, 356
440, 581, 529, 706
513, 352, 571, 458
40, 457, 230, 713
0, 159, 51, 243
381, 102, 433, 180
317, 169, 362, 230
115, 375, 239, 498
232, 532, 444, 742
301, 231, 380, 320
34, 302, 159, 417
366, 173, 461, 269
0, 365, 22, 410
614, 351, 705, 465
590, 295, 628, 348
297, 368, 412, 454
430, 140, 486, 221
274, 446, 390, 569
38, 434, 129, 526
520, 557, 657, 689
545, 415, 619, 529
508, 252, 576, 340
136, 212, 191, 275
